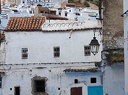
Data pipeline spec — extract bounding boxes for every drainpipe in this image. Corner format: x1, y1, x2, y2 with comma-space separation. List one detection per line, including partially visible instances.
98, 0, 103, 20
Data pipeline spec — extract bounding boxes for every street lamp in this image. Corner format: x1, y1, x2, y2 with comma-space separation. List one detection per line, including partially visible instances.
89, 31, 100, 55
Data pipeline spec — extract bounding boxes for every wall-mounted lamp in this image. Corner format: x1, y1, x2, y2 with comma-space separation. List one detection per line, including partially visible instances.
121, 10, 128, 17
89, 31, 100, 55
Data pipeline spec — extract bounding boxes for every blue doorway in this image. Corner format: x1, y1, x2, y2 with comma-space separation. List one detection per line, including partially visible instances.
88, 86, 103, 95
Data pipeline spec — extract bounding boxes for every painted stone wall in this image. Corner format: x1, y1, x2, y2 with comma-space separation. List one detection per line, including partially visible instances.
5, 29, 102, 64
0, 64, 102, 95
103, 64, 124, 95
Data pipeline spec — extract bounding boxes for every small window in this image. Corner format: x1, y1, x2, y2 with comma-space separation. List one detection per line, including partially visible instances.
35, 80, 45, 92
0, 76, 2, 88
12, 10, 18, 12
84, 46, 91, 56
65, 11, 68, 16
75, 13, 80, 16
54, 47, 60, 57
59, 11, 61, 15
29, 11, 32, 14
22, 48, 28, 59
74, 79, 78, 83
90, 78, 96, 83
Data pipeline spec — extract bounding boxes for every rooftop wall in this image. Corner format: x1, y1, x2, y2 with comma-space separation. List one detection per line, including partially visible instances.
42, 20, 102, 31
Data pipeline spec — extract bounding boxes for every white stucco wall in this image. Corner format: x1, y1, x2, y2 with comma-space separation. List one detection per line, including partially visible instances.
5, 29, 102, 64
2, 19, 103, 95
124, 0, 128, 95
0, 42, 5, 64
103, 64, 124, 95
0, 63, 102, 95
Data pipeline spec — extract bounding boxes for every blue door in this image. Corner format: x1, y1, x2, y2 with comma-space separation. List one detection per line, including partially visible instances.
88, 86, 103, 95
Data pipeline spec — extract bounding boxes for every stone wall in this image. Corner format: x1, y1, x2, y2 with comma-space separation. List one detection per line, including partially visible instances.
103, 0, 124, 48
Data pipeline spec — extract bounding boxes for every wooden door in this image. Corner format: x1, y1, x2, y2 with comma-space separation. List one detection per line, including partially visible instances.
71, 87, 82, 95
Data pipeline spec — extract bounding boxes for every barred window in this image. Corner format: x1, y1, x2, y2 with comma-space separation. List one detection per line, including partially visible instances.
35, 80, 45, 92
90, 78, 97, 83
54, 47, 60, 57
84, 46, 91, 56
22, 48, 28, 59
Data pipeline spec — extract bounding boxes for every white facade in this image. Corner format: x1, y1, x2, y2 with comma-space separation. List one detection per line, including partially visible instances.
5, 29, 102, 64
5, 20, 102, 64
0, 20, 103, 95
124, 0, 128, 95
56, 7, 99, 21
0, 63, 102, 95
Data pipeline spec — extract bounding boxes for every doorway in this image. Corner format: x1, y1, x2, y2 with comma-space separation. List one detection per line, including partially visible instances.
71, 87, 82, 95
14, 86, 20, 95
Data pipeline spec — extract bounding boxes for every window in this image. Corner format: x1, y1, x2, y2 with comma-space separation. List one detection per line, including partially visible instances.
29, 11, 32, 14
54, 47, 60, 57
0, 76, 2, 88
14, 86, 20, 95
75, 13, 80, 16
65, 11, 68, 16
90, 78, 97, 83
22, 48, 28, 59
59, 11, 61, 15
12, 10, 18, 12
84, 46, 91, 56
74, 79, 78, 83
35, 80, 45, 92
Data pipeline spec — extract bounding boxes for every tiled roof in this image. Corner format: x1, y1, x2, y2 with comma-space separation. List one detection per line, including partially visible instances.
5, 16, 45, 31
64, 67, 98, 72
61, 1, 66, 8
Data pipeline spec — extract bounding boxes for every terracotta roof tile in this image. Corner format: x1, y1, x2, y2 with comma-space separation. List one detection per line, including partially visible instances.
5, 16, 45, 31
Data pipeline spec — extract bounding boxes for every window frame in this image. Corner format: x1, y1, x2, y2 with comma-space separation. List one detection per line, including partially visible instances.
53, 46, 60, 58
22, 48, 28, 59
32, 77, 48, 95
35, 80, 45, 93
84, 46, 91, 56
90, 77, 97, 83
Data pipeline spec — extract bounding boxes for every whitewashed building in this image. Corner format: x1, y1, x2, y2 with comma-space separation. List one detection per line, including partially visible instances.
56, 7, 98, 21
0, 16, 103, 95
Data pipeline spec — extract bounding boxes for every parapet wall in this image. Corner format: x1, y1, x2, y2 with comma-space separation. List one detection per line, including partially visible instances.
42, 20, 102, 31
